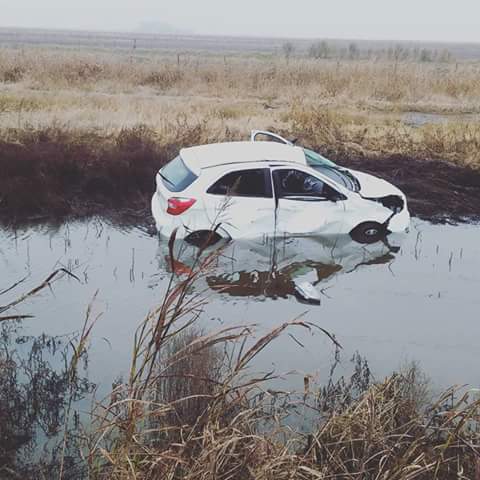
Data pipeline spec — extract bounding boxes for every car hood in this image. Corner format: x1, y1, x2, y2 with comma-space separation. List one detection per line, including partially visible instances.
347, 169, 404, 198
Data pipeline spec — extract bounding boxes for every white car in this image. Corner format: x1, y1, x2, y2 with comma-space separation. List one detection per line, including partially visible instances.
151, 131, 410, 244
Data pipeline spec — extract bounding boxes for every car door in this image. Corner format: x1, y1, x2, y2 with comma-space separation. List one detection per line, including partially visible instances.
205, 167, 275, 238
271, 167, 347, 236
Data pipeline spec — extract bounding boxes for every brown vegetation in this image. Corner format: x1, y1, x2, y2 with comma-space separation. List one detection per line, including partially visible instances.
1, 45, 480, 223
0, 122, 229, 222
1, 121, 480, 224
2, 47, 480, 107
73, 239, 480, 480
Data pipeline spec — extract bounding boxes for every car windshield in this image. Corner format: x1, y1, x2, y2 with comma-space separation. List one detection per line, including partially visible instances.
303, 148, 337, 167
304, 148, 360, 192
160, 155, 198, 192
312, 166, 360, 192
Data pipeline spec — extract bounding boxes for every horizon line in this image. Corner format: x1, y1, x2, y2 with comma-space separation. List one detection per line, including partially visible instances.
1, 24, 479, 47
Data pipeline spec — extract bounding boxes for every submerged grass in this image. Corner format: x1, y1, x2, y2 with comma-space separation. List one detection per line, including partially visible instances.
81, 238, 480, 480
0, 270, 94, 478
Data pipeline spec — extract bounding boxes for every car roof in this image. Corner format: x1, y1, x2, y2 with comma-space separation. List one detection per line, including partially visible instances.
180, 141, 307, 174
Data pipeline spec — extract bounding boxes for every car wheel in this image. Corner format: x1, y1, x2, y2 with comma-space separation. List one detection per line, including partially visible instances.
184, 230, 223, 248
349, 222, 386, 244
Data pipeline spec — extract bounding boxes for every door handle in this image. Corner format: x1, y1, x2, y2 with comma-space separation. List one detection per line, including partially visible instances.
281, 196, 330, 202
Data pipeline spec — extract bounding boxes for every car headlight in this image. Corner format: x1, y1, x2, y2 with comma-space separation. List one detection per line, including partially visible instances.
366, 195, 404, 214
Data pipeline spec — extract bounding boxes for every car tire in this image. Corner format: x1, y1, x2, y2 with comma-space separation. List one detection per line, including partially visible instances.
349, 222, 386, 244
184, 230, 223, 248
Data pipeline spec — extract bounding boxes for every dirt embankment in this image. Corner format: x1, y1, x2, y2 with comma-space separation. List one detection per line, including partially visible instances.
332, 152, 480, 222
0, 127, 169, 224
1, 129, 480, 225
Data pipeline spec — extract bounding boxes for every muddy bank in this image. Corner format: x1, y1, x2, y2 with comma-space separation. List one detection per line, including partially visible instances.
0, 126, 171, 224
1, 128, 480, 224
330, 152, 480, 222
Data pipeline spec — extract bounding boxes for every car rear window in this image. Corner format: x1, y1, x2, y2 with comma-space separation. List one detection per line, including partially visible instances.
159, 155, 198, 192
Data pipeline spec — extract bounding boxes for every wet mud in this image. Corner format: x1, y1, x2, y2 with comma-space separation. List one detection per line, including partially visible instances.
1, 133, 480, 225
333, 153, 480, 222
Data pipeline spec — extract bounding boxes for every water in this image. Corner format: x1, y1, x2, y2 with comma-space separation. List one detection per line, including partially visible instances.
2, 218, 479, 392
403, 111, 480, 127
2, 217, 480, 472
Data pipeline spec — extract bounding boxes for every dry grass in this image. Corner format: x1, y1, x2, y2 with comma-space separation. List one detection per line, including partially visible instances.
2, 47, 480, 107
79, 238, 480, 480
1, 46, 480, 162
1, 45, 480, 222
288, 106, 480, 167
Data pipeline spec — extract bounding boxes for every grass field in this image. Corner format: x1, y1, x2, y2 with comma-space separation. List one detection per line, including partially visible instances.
1, 31, 480, 222
2, 42, 480, 164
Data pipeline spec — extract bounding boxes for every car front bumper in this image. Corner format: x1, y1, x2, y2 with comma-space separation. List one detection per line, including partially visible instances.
386, 207, 411, 233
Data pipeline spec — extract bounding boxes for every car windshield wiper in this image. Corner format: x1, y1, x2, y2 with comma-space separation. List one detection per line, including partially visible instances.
340, 170, 361, 191
159, 172, 176, 189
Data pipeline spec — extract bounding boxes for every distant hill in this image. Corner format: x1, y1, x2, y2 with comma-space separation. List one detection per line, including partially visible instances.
135, 22, 190, 35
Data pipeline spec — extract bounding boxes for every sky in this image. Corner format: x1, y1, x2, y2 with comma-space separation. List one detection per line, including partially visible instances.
1, 0, 480, 43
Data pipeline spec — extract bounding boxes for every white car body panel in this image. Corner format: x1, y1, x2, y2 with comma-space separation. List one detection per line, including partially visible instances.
349, 169, 404, 198
275, 197, 347, 236
216, 196, 275, 239
152, 139, 410, 241
270, 164, 350, 236
180, 141, 306, 172
199, 163, 275, 239
346, 170, 410, 233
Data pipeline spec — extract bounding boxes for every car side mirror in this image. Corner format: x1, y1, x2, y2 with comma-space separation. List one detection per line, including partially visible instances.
323, 192, 345, 203
324, 186, 346, 202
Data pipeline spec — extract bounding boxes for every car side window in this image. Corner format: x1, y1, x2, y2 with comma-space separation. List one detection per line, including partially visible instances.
273, 169, 327, 198
207, 169, 272, 198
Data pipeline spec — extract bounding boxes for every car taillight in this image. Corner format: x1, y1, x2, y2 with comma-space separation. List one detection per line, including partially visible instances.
167, 197, 196, 216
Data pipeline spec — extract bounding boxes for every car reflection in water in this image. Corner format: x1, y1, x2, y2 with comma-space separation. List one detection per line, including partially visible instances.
159, 232, 406, 302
